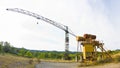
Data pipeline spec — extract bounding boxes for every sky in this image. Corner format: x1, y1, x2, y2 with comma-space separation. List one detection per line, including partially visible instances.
0, 0, 120, 51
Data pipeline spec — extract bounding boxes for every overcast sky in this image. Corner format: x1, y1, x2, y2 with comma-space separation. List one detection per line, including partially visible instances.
0, 0, 120, 51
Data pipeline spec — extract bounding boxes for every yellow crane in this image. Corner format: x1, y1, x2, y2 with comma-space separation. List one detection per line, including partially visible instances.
6, 8, 112, 62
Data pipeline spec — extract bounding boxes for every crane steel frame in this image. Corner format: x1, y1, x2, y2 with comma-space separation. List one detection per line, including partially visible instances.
6, 8, 76, 59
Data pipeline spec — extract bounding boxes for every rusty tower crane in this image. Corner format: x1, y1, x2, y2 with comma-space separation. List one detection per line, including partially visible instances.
6, 8, 76, 60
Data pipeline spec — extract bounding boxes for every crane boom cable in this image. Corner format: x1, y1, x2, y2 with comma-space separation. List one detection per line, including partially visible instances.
6, 8, 76, 37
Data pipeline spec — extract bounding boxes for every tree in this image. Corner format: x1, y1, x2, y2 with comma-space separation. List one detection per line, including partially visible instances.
25, 50, 33, 58
18, 48, 26, 56
0, 44, 3, 54
3, 42, 11, 53
69, 54, 75, 60
48, 52, 52, 58
36, 52, 41, 59
0, 42, 5, 54
40, 53, 45, 59
10, 46, 18, 54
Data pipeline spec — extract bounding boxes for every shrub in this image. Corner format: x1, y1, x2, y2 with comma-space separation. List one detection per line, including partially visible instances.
29, 59, 33, 64
113, 55, 120, 62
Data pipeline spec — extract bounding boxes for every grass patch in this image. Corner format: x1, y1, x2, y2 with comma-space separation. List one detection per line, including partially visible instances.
0, 54, 39, 68
112, 54, 120, 63
78, 52, 120, 67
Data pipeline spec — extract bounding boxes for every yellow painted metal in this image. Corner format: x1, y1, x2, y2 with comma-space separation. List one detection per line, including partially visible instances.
83, 44, 94, 52
76, 36, 85, 41
76, 34, 112, 62
82, 44, 94, 60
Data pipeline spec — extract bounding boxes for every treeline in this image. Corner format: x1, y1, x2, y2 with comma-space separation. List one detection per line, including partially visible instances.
0, 41, 77, 60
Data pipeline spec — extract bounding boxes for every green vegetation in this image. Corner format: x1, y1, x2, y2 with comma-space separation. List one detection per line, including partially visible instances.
0, 41, 78, 67
1, 41, 120, 67
1, 41, 120, 61
0, 41, 78, 60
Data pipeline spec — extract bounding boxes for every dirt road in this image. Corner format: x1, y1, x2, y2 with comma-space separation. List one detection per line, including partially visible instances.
81, 63, 120, 68
35, 62, 120, 68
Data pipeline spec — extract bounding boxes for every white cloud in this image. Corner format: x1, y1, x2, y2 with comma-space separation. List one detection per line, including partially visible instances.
0, 0, 119, 51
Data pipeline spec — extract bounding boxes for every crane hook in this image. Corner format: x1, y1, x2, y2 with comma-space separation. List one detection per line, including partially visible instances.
37, 22, 39, 24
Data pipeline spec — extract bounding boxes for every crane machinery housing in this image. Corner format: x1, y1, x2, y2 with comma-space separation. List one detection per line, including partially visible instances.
6, 8, 76, 60
76, 34, 112, 62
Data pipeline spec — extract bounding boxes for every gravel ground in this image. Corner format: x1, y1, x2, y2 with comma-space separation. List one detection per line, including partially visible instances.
80, 63, 120, 68
35, 62, 78, 68
35, 62, 120, 68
